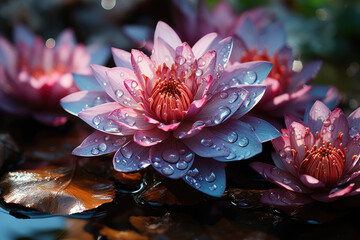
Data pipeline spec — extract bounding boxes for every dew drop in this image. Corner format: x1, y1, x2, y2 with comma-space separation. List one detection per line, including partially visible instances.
220, 92, 228, 99
187, 168, 199, 177
161, 165, 174, 176
270, 167, 281, 175
328, 124, 334, 132
205, 172, 216, 182
92, 115, 102, 126
162, 150, 180, 163
176, 160, 188, 170
283, 178, 291, 184
184, 153, 194, 162
176, 56, 186, 65
269, 191, 281, 201
243, 98, 251, 108
165, 56, 170, 62
209, 184, 217, 191
137, 56, 143, 63
98, 143, 107, 152
112, 137, 126, 146
323, 119, 331, 127
244, 71, 257, 84
120, 146, 133, 158
195, 69, 203, 77
131, 81, 138, 88
120, 72, 125, 77
153, 162, 162, 168
238, 136, 249, 147
103, 121, 119, 132
201, 138, 213, 147
199, 60, 206, 67
228, 92, 239, 104
279, 150, 286, 157
214, 106, 231, 124
91, 148, 100, 155
104, 136, 110, 141
225, 152, 236, 160
194, 183, 201, 188
227, 131, 238, 143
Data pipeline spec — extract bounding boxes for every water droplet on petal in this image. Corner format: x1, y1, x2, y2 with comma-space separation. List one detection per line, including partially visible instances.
220, 92, 228, 99
184, 153, 194, 162
104, 136, 110, 141
162, 150, 180, 163
209, 184, 217, 191
228, 92, 239, 103
243, 98, 251, 108
328, 124, 334, 131
283, 178, 291, 184
323, 119, 331, 127
120, 146, 133, 158
201, 138, 213, 147
195, 69, 203, 77
153, 162, 162, 168
187, 168, 199, 177
194, 183, 201, 188
279, 150, 286, 157
227, 131, 238, 143
205, 172, 216, 182
92, 115, 102, 126
91, 148, 100, 155
238, 136, 249, 147
176, 160, 188, 170
161, 165, 174, 176
244, 71, 257, 84
176, 56, 186, 65
112, 137, 126, 146
270, 167, 281, 175
137, 56, 143, 63
350, 126, 359, 138
214, 106, 231, 124
98, 143, 107, 152
199, 60, 206, 67
225, 152, 236, 160
103, 121, 119, 132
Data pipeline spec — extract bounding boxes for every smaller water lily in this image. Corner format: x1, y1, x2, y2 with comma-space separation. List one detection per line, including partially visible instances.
251, 101, 360, 206
0, 24, 109, 126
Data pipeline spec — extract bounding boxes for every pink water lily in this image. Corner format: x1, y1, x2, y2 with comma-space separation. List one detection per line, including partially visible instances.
61, 21, 280, 197
0, 24, 109, 126
251, 101, 360, 206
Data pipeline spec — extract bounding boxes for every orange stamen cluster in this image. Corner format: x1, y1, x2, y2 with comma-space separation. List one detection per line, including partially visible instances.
148, 63, 194, 123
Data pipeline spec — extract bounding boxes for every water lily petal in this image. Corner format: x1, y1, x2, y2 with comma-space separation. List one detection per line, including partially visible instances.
150, 138, 194, 179
195, 87, 248, 127
299, 174, 326, 189
234, 17, 258, 49
251, 162, 310, 193
134, 128, 169, 147
307, 100, 331, 135
111, 47, 132, 69
73, 131, 131, 156
289, 61, 322, 91
14, 24, 35, 46
231, 85, 266, 119
0, 37, 16, 76
311, 184, 355, 202
261, 189, 313, 206
182, 157, 225, 197
113, 141, 150, 172
152, 37, 176, 67
260, 23, 286, 55
241, 116, 281, 142
73, 73, 102, 91
320, 108, 349, 144
56, 29, 76, 48
86, 44, 110, 65
154, 21, 182, 50
173, 120, 206, 139
61, 90, 113, 115
131, 49, 155, 90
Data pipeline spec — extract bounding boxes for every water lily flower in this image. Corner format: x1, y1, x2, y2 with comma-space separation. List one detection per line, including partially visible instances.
61, 21, 280, 197
251, 101, 360, 206
0, 24, 109, 126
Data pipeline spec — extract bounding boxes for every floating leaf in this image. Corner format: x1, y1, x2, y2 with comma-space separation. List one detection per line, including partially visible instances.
0, 162, 115, 215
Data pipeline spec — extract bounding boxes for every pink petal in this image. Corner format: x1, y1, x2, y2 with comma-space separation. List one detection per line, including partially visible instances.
231, 85, 266, 119
108, 107, 153, 130
234, 17, 258, 49
71, 45, 91, 71
173, 120, 206, 139
150, 137, 194, 179
184, 95, 207, 119
320, 108, 349, 144
348, 107, 360, 139
105, 67, 142, 110
261, 189, 313, 206
259, 23, 286, 55
111, 47, 132, 69
78, 102, 136, 135
56, 29, 76, 48
133, 128, 169, 146
307, 100, 331, 135
153, 21, 182, 50
157, 122, 181, 132
299, 174, 326, 189
209, 61, 272, 96
289, 60, 322, 91
182, 156, 226, 197
14, 24, 35, 46
131, 49, 155, 91
61, 90, 113, 115
73, 131, 131, 157
193, 74, 213, 101
182, 127, 230, 158
194, 50, 217, 91
311, 183, 355, 202
288, 122, 308, 164
152, 36, 176, 67
344, 136, 360, 173
250, 162, 310, 193
113, 141, 150, 172
284, 114, 305, 129
0, 37, 16, 77
195, 87, 248, 127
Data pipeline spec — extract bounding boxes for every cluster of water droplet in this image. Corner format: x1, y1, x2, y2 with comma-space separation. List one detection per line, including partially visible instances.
350, 126, 359, 138
184, 167, 218, 191
152, 148, 195, 177
90, 136, 127, 155
270, 167, 303, 192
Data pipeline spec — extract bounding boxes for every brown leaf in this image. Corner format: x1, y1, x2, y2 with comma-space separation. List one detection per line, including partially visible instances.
99, 226, 148, 240
0, 162, 115, 215
130, 213, 174, 236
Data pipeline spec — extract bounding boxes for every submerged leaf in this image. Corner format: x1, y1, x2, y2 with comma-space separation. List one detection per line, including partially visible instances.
0, 162, 115, 215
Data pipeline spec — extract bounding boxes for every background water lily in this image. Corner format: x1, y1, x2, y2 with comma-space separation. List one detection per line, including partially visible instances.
61, 21, 280, 197
0, 24, 109, 126
251, 101, 360, 206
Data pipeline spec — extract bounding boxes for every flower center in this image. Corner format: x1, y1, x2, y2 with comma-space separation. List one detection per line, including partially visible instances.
240, 47, 292, 93
299, 140, 346, 187
149, 64, 194, 123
